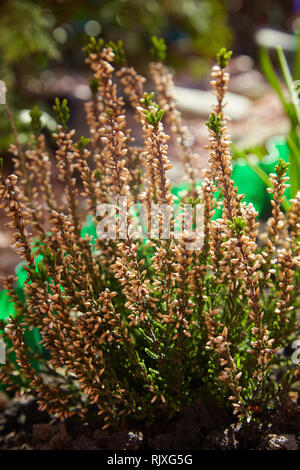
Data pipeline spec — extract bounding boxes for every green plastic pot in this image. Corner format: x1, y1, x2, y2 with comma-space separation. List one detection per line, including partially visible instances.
232, 136, 291, 219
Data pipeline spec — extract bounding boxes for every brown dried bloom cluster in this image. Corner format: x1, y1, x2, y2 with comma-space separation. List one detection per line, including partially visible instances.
149, 61, 198, 188
86, 47, 130, 199
205, 312, 245, 416
288, 191, 300, 257
210, 64, 230, 118
205, 119, 239, 223
0, 42, 299, 426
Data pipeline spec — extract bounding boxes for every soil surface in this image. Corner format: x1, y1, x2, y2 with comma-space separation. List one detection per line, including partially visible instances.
0, 393, 299, 450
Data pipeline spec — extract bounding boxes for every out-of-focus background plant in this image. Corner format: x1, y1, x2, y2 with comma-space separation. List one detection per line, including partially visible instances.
1, 0, 298, 149
0, 0, 59, 149
0, 0, 231, 150
232, 41, 300, 210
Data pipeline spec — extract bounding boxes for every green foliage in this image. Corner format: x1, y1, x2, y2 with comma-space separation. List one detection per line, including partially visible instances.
76, 136, 90, 152
140, 92, 155, 108
83, 0, 231, 73
140, 92, 164, 128
30, 106, 42, 136
83, 36, 105, 56
89, 78, 100, 96
53, 98, 70, 129
0, 1, 60, 151
84, 37, 126, 66
143, 108, 164, 129
150, 36, 167, 62
107, 40, 127, 66
235, 39, 300, 200
275, 158, 290, 177
183, 197, 201, 208
227, 216, 246, 236
206, 112, 222, 136
40, 247, 57, 268
83, 37, 126, 67
216, 47, 232, 69
0, 1, 59, 69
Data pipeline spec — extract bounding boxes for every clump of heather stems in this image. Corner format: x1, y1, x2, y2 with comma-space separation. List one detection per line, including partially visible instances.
0, 40, 299, 428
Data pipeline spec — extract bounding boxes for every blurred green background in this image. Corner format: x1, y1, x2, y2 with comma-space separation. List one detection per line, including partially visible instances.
0, 0, 298, 150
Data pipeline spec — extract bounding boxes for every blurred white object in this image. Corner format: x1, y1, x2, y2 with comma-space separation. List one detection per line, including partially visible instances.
0, 80, 6, 104
255, 28, 297, 51
0, 340, 5, 364
174, 86, 251, 120
73, 84, 92, 100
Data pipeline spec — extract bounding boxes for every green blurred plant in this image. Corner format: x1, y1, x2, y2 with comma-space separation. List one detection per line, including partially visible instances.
74, 0, 232, 74
235, 36, 300, 204
150, 36, 167, 62
260, 42, 300, 197
0, 0, 232, 149
0, 0, 59, 82
216, 47, 232, 69
0, 0, 60, 150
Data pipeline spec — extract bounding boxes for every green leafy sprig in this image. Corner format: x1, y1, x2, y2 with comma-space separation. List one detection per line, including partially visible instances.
150, 36, 167, 62
53, 98, 70, 129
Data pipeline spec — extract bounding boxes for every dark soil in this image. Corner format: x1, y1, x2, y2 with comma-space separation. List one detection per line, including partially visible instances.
0, 394, 299, 450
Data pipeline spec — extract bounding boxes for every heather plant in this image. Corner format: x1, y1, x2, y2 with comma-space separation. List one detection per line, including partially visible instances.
0, 40, 299, 429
